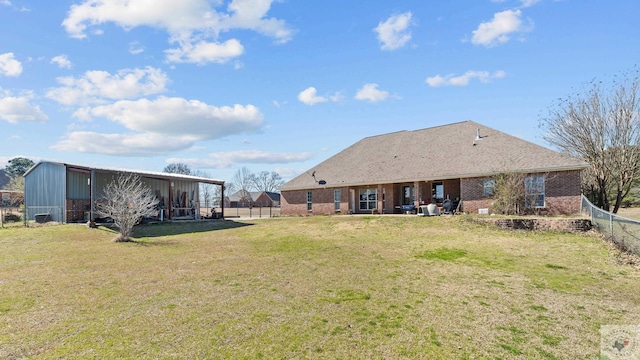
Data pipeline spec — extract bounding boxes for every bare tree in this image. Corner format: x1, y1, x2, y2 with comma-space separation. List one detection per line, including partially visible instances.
163, 163, 192, 175
250, 171, 284, 193
233, 167, 254, 193
2, 176, 25, 207
490, 171, 526, 215
3, 175, 24, 192
192, 170, 215, 209
215, 182, 235, 207
541, 68, 640, 213
96, 173, 159, 242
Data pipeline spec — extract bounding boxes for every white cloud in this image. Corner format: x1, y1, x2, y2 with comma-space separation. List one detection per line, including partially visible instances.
298, 87, 327, 106
471, 9, 531, 47
53, 96, 264, 156
329, 92, 345, 103
354, 83, 389, 102
426, 70, 506, 87
272, 100, 287, 108
50, 54, 72, 69
273, 166, 304, 181
167, 150, 314, 169
374, 12, 413, 51
0, 52, 22, 77
46, 66, 169, 105
223, 0, 293, 44
62, 0, 293, 63
1, 1, 10, 6
51, 132, 196, 156
519, 0, 541, 8
165, 38, 244, 65
84, 96, 263, 138
0, 90, 48, 123
128, 41, 145, 55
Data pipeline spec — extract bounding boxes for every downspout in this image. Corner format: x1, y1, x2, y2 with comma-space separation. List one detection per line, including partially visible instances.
89, 169, 95, 227
168, 180, 172, 220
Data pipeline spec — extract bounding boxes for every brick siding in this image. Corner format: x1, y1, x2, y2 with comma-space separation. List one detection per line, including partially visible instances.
460, 170, 582, 215
282, 170, 582, 216
66, 199, 91, 222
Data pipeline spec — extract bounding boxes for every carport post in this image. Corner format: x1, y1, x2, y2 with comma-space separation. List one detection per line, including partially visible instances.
89, 169, 95, 227
221, 183, 225, 219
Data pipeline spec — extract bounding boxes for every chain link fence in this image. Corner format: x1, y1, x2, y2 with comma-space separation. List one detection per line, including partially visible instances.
202, 206, 280, 219
581, 195, 640, 256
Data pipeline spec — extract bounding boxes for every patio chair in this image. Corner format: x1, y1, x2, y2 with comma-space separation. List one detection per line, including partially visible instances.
442, 199, 455, 215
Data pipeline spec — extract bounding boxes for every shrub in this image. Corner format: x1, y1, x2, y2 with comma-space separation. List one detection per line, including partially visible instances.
4, 213, 22, 222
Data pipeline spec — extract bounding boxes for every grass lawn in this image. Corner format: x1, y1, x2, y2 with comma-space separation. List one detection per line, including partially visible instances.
617, 207, 640, 220
1, 216, 639, 359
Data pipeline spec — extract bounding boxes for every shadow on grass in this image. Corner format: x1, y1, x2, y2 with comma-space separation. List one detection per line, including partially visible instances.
95, 220, 253, 242
132, 220, 254, 238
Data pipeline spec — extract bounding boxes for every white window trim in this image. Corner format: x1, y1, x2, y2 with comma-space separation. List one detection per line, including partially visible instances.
359, 188, 377, 211
483, 179, 495, 196
525, 175, 545, 209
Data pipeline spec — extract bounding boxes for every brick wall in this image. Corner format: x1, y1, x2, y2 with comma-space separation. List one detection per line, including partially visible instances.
542, 170, 582, 215
460, 170, 582, 215
281, 185, 399, 216
460, 176, 492, 214
0, 191, 23, 207
281, 188, 345, 216
66, 199, 91, 222
282, 170, 582, 216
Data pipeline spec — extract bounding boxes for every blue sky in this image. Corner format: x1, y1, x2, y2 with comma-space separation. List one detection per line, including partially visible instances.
1, 0, 639, 183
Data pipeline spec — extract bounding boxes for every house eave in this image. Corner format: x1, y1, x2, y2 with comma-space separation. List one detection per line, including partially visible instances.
280, 164, 588, 192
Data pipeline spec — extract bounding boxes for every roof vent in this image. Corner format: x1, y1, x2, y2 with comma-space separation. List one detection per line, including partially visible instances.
475, 128, 482, 141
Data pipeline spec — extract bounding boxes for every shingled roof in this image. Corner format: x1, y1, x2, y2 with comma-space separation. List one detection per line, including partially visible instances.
281, 120, 588, 191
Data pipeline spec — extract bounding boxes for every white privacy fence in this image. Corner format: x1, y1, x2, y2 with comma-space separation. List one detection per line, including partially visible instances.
581, 195, 640, 256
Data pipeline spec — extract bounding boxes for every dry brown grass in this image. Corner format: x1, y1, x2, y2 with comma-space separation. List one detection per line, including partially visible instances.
1, 216, 639, 359
616, 207, 640, 220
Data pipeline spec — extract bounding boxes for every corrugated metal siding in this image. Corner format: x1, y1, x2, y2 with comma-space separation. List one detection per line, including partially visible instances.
93, 172, 118, 199
93, 173, 172, 201
25, 162, 66, 222
67, 171, 90, 199
142, 177, 170, 208
171, 179, 200, 207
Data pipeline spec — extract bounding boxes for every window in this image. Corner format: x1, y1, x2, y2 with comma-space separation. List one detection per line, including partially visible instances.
525, 175, 545, 208
307, 191, 312, 211
334, 190, 341, 211
359, 188, 377, 211
432, 182, 444, 203
402, 186, 413, 205
483, 180, 495, 196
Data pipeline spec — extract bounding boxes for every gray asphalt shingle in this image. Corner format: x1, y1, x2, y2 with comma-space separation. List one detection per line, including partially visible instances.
281, 121, 587, 190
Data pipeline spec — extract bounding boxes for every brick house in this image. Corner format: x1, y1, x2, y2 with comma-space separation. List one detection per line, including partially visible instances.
0, 190, 23, 207
280, 121, 588, 216
226, 190, 281, 208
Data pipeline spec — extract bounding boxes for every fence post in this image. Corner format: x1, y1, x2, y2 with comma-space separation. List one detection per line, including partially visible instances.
610, 213, 613, 236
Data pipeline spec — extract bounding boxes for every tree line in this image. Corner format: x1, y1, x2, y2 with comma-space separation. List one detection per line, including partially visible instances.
163, 163, 284, 208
